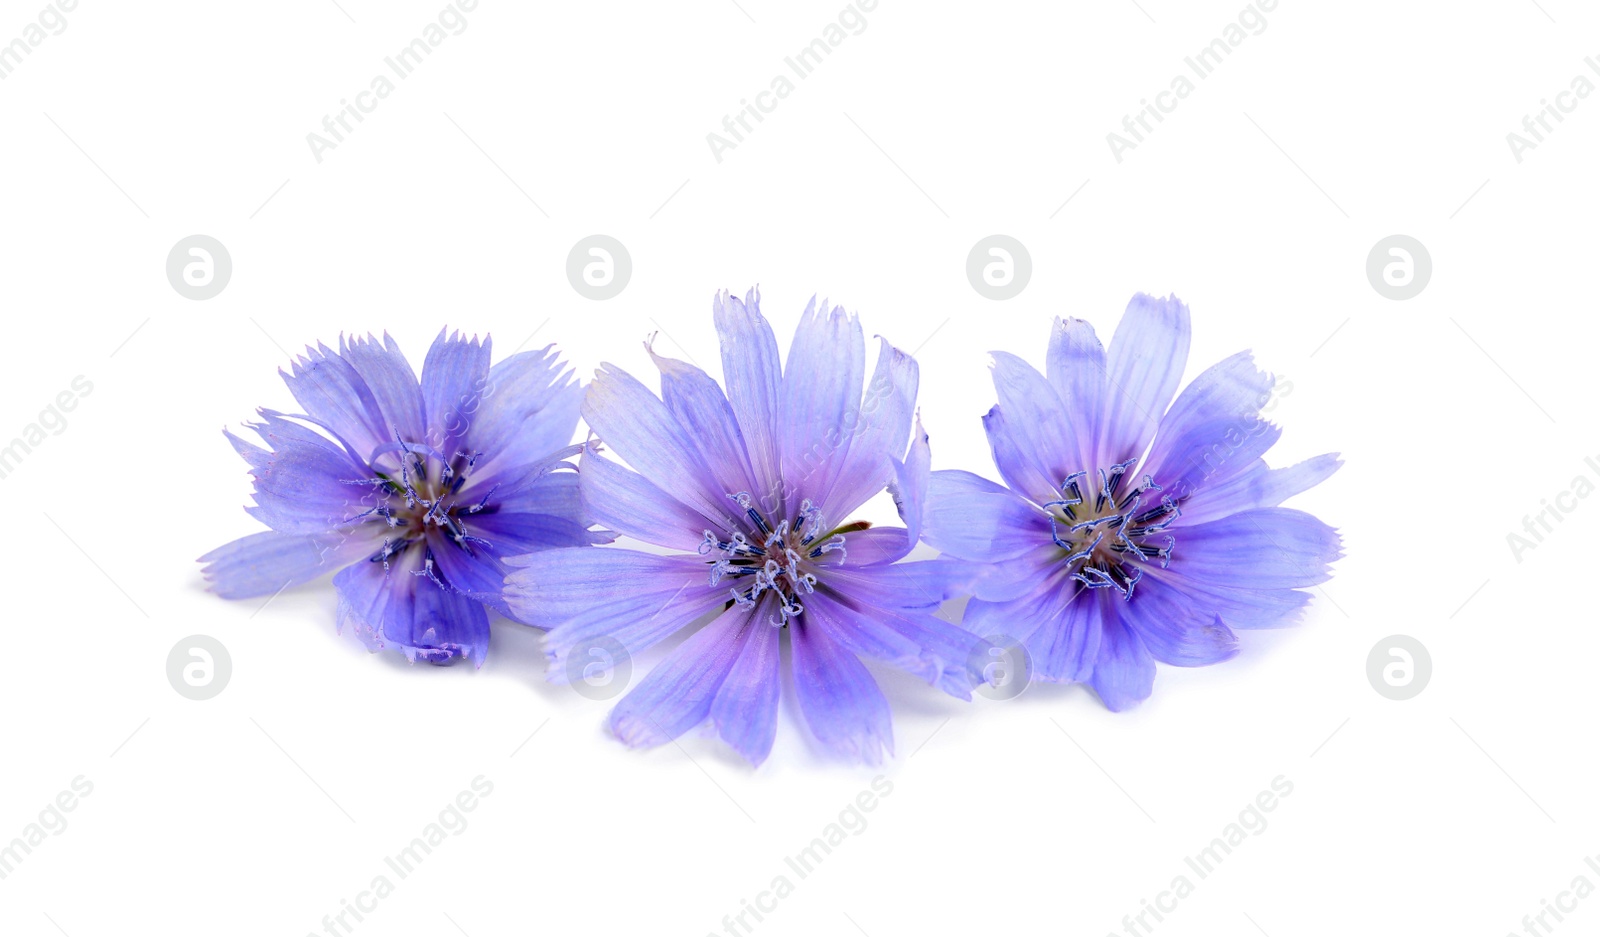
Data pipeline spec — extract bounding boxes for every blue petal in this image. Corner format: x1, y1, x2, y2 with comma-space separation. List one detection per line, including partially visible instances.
461, 452, 611, 560
409, 578, 492, 666
1168, 507, 1342, 591
578, 447, 719, 552
333, 550, 491, 665
824, 338, 919, 517
1027, 588, 1104, 683
1132, 504, 1341, 631
779, 297, 865, 515
583, 363, 743, 532
806, 589, 979, 700
1044, 316, 1107, 473
957, 547, 1064, 602
428, 537, 512, 617
420, 328, 491, 454
708, 612, 782, 765
1178, 454, 1342, 527
790, 613, 893, 764
1119, 573, 1239, 666
338, 333, 425, 449
1087, 604, 1157, 711
835, 527, 913, 567
921, 469, 1049, 562
830, 415, 928, 565
1099, 293, 1191, 467
962, 577, 1102, 684
1142, 351, 1280, 501
828, 560, 969, 612
883, 411, 929, 555
334, 551, 415, 652
713, 288, 783, 494
647, 344, 762, 508
982, 404, 1066, 510
279, 341, 389, 465
1142, 567, 1314, 630
198, 529, 377, 599
987, 351, 1079, 503
228, 414, 373, 536
491, 465, 582, 517
466, 345, 583, 481
508, 548, 725, 670
960, 585, 1051, 644
608, 607, 750, 751
470, 505, 608, 555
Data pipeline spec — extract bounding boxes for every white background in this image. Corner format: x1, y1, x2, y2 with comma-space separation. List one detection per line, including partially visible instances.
1, 1, 1595, 935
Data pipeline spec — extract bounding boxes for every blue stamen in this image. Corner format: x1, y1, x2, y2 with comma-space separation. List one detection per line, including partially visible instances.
468, 483, 498, 514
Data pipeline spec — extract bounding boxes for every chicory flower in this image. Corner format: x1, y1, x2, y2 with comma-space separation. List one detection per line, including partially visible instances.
505, 290, 979, 765
200, 330, 606, 664
922, 294, 1342, 709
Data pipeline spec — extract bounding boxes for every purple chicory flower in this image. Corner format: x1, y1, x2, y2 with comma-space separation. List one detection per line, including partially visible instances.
922, 294, 1342, 710
504, 289, 980, 765
200, 330, 609, 665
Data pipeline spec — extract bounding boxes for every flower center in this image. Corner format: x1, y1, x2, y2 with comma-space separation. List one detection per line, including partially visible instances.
699, 493, 850, 627
1045, 459, 1180, 600
346, 435, 499, 584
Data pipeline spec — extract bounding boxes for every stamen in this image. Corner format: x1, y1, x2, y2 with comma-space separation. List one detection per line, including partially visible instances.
1059, 470, 1087, 506
1050, 463, 1181, 600
731, 491, 772, 536
704, 500, 862, 620
1063, 530, 1104, 565
411, 551, 449, 590
798, 499, 825, 544
808, 534, 847, 561
467, 483, 498, 514
368, 537, 414, 572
